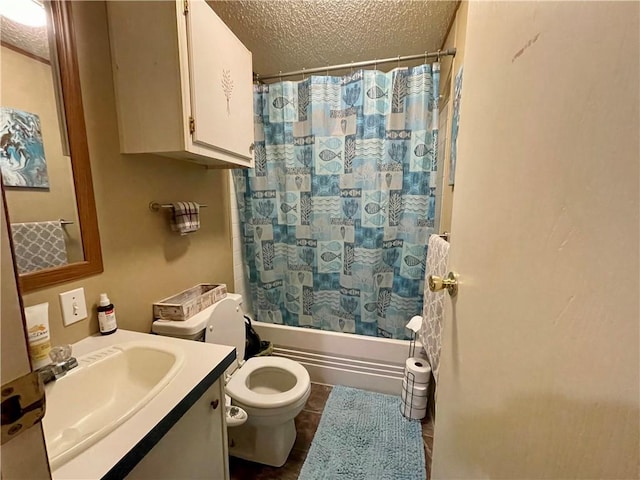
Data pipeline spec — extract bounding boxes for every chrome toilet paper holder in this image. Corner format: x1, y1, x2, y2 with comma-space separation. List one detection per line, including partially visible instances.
427, 271, 459, 296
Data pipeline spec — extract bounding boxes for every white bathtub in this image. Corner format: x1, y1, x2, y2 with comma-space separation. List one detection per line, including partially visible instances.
252, 321, 414, 395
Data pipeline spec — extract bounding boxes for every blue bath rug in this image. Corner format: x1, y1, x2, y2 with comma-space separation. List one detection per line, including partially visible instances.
298, 385, 425, 480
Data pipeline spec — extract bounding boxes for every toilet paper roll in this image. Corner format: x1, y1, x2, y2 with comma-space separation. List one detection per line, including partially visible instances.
400, 400, 427, 420
402, 377, 428, 397
405, 357, 431, 384
401, 386, 428, 409
403, 367, 429, 388
401, 378, 428, 412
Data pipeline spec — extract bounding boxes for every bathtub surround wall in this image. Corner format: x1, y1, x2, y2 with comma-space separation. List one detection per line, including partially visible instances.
21, 1, 234, 347
252, 321, 408, 395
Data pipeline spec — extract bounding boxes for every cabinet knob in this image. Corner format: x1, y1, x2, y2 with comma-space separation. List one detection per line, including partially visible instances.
211, 399, 219, 410
249, 143, 255, 153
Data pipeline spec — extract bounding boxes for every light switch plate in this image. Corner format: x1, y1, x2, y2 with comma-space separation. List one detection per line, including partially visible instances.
59, 288, 88, 326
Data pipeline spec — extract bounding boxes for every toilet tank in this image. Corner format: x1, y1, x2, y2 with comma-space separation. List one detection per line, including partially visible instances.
204, 293, 246, 362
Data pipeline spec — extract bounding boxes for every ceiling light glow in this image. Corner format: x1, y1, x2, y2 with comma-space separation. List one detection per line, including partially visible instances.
0, 0, 46, 28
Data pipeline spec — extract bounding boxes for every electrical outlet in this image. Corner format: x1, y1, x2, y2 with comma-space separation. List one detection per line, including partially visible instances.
59, 288, 88, 326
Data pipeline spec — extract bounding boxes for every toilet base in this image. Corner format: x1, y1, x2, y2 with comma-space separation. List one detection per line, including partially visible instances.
228, 418, 296, 467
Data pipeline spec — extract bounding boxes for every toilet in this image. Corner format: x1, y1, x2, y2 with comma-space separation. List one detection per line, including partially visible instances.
152, 293, 311, 467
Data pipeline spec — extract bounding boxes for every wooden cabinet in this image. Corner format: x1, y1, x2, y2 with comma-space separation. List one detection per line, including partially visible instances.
107, 1, 254, 168
127, 379, 229, 479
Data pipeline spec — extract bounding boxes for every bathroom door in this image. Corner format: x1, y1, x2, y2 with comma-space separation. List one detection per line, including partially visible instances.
431, 2, 639, 479
1, 189, 52, 478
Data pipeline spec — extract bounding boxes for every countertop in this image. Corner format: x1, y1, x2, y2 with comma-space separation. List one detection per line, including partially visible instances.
50, 329, 235, 480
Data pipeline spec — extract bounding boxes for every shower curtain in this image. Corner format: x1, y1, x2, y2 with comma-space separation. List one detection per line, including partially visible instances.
233, 64, 439, 340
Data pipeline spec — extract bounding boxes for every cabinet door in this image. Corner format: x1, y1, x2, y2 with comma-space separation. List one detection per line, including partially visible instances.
186, 0, 254, 165
127, 380, 229, 479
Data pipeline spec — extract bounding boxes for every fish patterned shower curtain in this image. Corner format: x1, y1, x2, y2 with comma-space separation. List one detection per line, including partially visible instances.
233, 64, 439, 339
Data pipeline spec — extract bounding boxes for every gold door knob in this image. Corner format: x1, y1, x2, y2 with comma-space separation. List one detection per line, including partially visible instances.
427, 271, 459, 296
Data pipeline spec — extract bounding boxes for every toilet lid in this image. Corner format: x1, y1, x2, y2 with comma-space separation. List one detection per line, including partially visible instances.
203, 294, 245, 362
226, 357, 310, 409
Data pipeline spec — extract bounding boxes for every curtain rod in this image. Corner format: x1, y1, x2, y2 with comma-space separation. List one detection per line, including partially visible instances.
255, 48, 456, 82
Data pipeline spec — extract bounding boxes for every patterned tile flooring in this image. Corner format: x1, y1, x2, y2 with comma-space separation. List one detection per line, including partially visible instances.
229, 383, 434, 480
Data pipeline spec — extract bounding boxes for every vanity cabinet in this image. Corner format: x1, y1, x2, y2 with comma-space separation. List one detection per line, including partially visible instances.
127, 379, 229, 479
107, 1, 254, 168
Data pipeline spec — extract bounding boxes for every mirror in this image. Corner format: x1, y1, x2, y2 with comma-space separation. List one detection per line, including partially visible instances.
0, 0, 102, 292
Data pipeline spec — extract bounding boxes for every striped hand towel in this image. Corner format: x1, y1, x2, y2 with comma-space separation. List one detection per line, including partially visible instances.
170, 202, 200, 235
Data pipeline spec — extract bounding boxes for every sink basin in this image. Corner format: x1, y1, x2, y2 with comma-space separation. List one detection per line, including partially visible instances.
42, 341, 184, 469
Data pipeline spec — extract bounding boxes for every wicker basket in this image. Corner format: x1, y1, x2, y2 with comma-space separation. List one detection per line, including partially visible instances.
153, 283, 227, 321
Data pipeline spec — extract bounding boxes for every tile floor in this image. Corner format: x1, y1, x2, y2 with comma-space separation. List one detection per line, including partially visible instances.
229, 383, 434, 480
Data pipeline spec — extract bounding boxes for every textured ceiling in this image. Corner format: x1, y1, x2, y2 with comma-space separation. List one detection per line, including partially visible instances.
209, 1, 458, 79
0, 17, 50, 60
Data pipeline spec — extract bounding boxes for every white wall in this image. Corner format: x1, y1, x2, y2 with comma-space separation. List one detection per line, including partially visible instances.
432, 2, 639, 478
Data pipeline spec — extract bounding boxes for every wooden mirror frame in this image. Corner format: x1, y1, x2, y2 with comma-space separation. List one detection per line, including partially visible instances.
17, 1, 103, 292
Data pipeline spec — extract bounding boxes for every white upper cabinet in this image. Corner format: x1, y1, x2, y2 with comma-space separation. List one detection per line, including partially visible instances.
107, 0, 254, 168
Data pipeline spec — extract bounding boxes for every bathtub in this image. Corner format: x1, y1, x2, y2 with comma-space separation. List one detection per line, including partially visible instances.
252, 321, 413, 395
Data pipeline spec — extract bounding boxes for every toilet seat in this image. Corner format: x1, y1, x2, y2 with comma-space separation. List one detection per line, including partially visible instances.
152, 293, 311, 467
226, 356, 310, 409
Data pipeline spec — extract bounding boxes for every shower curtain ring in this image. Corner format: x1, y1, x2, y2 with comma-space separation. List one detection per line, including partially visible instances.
374, 58, 377, 70
350, 61, 354, 74
424, 51, 427, 64
397, 55, 400, 69
302, 67, 306, 80
279, 71, 282, 83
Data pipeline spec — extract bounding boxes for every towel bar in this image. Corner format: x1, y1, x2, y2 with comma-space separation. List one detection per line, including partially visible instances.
149, 202, 208, 212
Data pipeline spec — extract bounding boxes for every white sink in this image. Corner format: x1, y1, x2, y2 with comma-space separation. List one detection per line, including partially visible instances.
43, 341, 184, 469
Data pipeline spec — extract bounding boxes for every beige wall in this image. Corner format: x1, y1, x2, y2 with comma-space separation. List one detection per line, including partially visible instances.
21, 1, 234, 346
432, 1, 639, 478
437, 1, 468, 234
2, 46, 83, 263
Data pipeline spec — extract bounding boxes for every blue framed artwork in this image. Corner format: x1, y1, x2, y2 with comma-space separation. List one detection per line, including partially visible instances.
449, 67, 463, 186
0, 107, 49, 188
